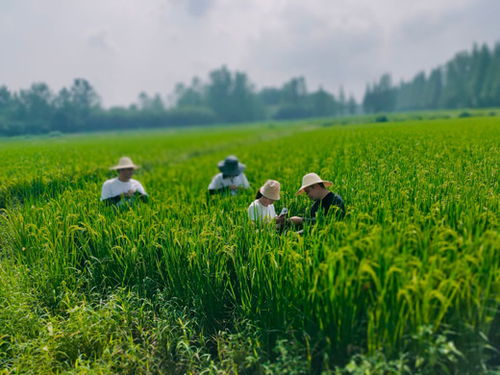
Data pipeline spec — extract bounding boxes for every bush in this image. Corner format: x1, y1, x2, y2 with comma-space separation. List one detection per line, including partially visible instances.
375, 115, 389, 122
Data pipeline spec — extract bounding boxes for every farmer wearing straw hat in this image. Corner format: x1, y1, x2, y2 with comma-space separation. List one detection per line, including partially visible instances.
208, 155, 250, 195
248, 180, 285, 228
289, 172, 345, 226
100, 156, 148, 206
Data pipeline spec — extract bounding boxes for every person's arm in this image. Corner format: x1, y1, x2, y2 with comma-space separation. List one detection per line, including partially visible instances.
133, 190, 149, 203
289, 216, 304, 225
275, 208, 286, 230
241, 174, 250, 189
102, 195, 123, 206
302, 196, 345, 223
321, 195, 345, 219
135, 181, 147, 196
133, 182, 149, 202
331, 196, 346, 219
208, 174, 230, 195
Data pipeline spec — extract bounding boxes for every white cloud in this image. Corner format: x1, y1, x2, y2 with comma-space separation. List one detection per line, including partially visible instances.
0, 0, 497, 106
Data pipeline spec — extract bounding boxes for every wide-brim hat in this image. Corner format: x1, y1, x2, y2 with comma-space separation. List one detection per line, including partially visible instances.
110, 156, 140, 170
218, 155, 245, 177
259, 179, 280, 201
296, 172, 332, 195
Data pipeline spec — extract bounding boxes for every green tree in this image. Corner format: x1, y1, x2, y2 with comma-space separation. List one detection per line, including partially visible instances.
16, 83, 54, 133
337, 86, 346, 115
53, 79, 100, 132
347, 95, 358, 115
274, 77, 311, 119
175, 77, 205, 107
363, 74, 396, 113
205, 66, 262, 122
470, 44, 492, 107
425, 68, 443, 109
207, 66, 233, 121
309, 87, 337, 117
481, 42, 500, 106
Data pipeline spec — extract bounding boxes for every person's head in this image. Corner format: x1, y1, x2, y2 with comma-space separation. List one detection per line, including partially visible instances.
110, 156, 139, 182
218, 155, 245, 177
258, 179, 280, 207
296, 173, 332, 200
117, 167, 134, 181
303, 183, 327, 200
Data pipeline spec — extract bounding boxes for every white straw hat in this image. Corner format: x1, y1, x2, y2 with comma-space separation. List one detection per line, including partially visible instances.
259, 179, 281, 201
296, 173, 332, 195
110, 156, 140, 170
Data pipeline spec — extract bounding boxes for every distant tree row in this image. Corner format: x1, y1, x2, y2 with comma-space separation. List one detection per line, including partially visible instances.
173, 68, 357, 122
0, 69, 357, 136
0, 79, 101, 135
1, 41, 499, 136
363, 42, 500, 113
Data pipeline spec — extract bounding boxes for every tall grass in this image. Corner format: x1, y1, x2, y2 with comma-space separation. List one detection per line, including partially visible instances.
0, 117, 499, 373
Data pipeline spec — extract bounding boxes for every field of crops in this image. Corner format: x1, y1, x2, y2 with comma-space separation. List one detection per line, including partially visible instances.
0, 116, 499, 374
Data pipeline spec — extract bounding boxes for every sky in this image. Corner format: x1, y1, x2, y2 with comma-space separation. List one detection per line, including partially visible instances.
0, 0, 499, 107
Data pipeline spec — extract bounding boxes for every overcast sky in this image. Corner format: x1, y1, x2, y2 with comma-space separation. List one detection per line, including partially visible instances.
0, 0, 498, 107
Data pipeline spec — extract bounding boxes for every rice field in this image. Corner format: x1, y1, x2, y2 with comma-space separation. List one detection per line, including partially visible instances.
0, 116, 499, 374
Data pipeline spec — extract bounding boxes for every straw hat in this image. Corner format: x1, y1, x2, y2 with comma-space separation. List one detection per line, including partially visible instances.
296, 173, 332, 195
218, 155, 246, 177
260, 179, 280, 201
110, 156, 140, 170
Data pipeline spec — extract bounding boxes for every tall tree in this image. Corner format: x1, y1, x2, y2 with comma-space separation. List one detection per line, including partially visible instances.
481, 42, 500, 107
274, 77, 311, 119
175, 77, 205, 107
365, 42, 500, 112
347, 95, 357, 115
16, 83, 54, 133
309, 87, 337, 117
53, 79, 100, 132
425, 68, 443, 109
206, 66, 233, 121
338, 86, 346, 115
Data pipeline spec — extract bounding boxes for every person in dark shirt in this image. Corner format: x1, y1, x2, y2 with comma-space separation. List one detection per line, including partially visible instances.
289, 172, 345, 226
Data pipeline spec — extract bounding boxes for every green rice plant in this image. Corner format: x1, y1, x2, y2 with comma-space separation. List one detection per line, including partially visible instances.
0, 116, 498, 373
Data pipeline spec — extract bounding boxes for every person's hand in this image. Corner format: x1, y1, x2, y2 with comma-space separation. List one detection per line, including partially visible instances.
125, 189, 136, 197
229, 185, 238, 191
289, 216, 303, 225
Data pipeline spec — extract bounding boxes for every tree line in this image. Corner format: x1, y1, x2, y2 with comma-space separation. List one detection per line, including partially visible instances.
1, 42, 499, 136
363, 42, 500, 113
0, 69, 357, 136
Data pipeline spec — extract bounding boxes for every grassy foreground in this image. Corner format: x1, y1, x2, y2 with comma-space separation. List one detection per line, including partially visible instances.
0, 116, 499, 374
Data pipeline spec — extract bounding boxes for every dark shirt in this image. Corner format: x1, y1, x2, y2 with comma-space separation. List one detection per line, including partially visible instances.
310, 192, 345, 221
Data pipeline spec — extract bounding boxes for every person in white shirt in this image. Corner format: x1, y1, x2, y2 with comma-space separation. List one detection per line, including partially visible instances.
208, 155, 250, 195
101, 156, 148, 206
248, 180, 285, 229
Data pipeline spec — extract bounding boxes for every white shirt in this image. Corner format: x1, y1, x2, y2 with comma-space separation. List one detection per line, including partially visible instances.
248, 199, 277, 223
208, 173, 250, 190
100, 178, 147, 201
